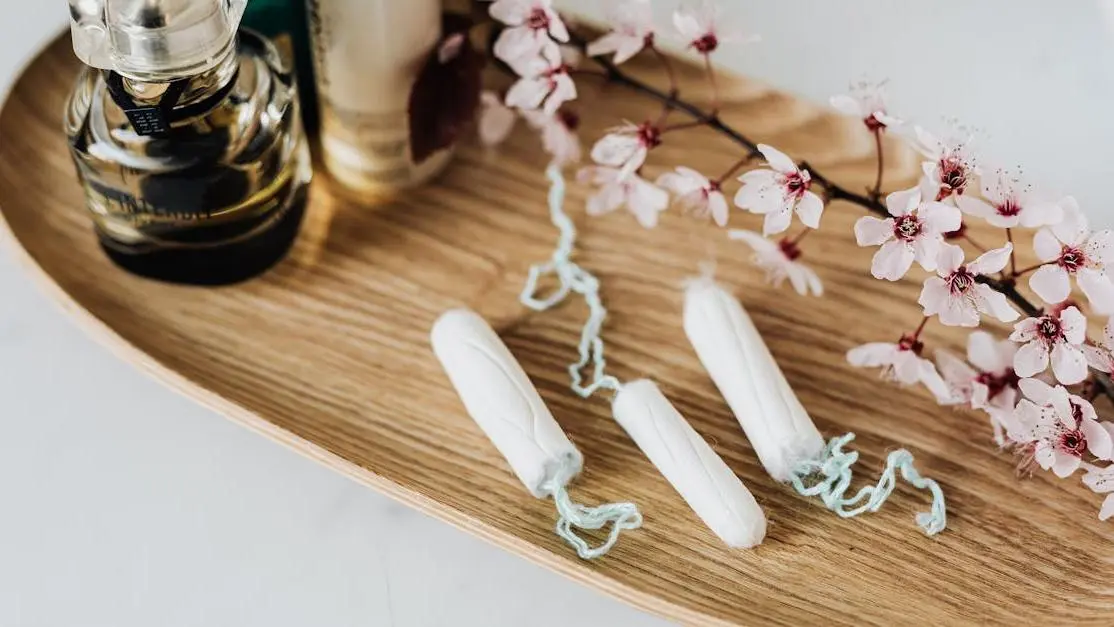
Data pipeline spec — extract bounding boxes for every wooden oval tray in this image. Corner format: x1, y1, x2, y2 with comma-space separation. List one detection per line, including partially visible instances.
3, 34, 1111, 625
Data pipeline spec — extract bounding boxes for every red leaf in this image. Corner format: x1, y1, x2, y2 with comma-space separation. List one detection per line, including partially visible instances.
409, 15, 485, 165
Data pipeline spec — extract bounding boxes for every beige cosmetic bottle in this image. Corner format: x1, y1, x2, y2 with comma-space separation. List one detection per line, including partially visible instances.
306, 0, 453, 194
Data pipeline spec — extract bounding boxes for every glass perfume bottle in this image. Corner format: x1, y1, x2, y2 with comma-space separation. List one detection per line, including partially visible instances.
65, 0, 312, 285
242, 0, 318, 132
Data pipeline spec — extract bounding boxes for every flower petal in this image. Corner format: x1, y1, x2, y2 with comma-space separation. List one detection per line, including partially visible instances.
1060, 306, 1087, 345
1014, 341, 1049, 378
968, 243, 1013, 276
762, 208, 794, 236
1010, 317, 1038, 342
757, 144, 797, 174
504, 77, 549, 110
1100, 494, 1114, 521
1032, 229, 1063, 262
847, 342, 898, 368
974, 284, 1020, 323
936, 242, 966, 276
912, 234, 943, 272
586, 182, 625, 216
1083, 344, 1114, 373
885, 187, 921, 217
1028, 265, 1071, 305
955, 195, 994, 218
728, 229, 778, 254
967, 331, 1004, 373
1018, 199, 1064, 229
1082, 419, 1113, 460
1077, 268, 1114, 315
707, 192, 730, 227
590, 132, 641, 168
854, 216, 895, 246
871, 240, 915, 281
919, 202, 962, 234
1050, 343, 1088, 385
918, 276, 950, 317
795, 192, 824, 229
919, 359, 955, 403
1087, 229, 1114, 266
1051, 452, 1081, 478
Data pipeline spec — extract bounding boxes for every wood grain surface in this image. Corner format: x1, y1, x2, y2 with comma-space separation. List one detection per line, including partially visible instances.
2, 34, 1112, 626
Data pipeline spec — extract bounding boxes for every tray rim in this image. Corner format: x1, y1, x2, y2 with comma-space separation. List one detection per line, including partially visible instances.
0, 29, 729, 627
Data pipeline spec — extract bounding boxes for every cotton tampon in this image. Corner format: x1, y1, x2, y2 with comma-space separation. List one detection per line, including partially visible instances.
684, 277, 825, 482
431, 308, 642, 557
612, 380, 767, 548
432, 308, 582, 497
683, 277, 948, 535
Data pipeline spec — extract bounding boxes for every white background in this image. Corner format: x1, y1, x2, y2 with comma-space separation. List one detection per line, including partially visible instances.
1, 2, 1112, 626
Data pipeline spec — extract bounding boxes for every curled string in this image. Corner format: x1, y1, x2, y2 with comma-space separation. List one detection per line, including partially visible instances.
543, 458, 644, 560
522, 166, 642, 559
520, 165, 621, 398
789, 433, 947, 536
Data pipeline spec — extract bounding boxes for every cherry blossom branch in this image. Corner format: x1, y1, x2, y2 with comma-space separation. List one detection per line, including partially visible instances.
560, 32, 1089, 350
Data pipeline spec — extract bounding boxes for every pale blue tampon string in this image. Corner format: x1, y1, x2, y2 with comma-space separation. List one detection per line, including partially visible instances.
520, 165, 622, 398
542, 460, 643, 560
521, 165, 641, 559
789, 433, 947, 536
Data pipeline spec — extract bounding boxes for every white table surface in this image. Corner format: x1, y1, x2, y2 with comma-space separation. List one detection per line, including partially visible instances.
1, 2, 1112, 626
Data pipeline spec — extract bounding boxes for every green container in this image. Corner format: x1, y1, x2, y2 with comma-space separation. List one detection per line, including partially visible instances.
242, 0, 318, 132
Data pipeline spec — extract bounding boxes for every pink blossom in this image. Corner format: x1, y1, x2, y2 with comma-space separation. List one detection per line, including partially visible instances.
578, 166, 668, 228
1009, 306, 1088, 384
935, 331, 1021, 411
586, 0, 655, 65
853, 189, 962, 281
590, 121, 661, 180
1029, 198, 1114, 312
918, 243, 1018, 327
1082, 465, 1114, 521
903, 126, 979, 204
846, 335, 952, 402
1083, 317, 1114, 374
955, 169, 1063, 229
504, 43, 577, 115
478, 91, 518, 147
728, 230, 822, 296
521, 109, 581, 166
657, 167, 729, 226
734, 144, 825, 236
829, 79, 902, 131
1010, 378, 1113, 477
672, 0, 754, 54
490, 0, 570, 65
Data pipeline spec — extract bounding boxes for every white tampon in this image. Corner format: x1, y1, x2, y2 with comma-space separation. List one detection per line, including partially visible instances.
684, 278, 826, 482
432, 308, 582, 497
431, 308, 642, 558
612, 380, 766, 548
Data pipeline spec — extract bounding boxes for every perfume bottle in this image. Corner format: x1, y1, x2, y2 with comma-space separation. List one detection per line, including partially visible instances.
306, 0, 452, 194
64, 0, 312, 285
242, 0, 318, 132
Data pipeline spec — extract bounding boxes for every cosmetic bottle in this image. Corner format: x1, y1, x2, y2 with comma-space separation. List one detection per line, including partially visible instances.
242, 0, 318, 131
306, 0, 453, 194
65, 0, 312, 286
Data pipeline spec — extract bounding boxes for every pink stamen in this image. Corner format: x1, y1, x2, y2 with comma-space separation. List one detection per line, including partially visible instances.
526, 7, 551, 31
893, 215, 923, 242
1058, 246, 1086, 273
692, 33, 718, 53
